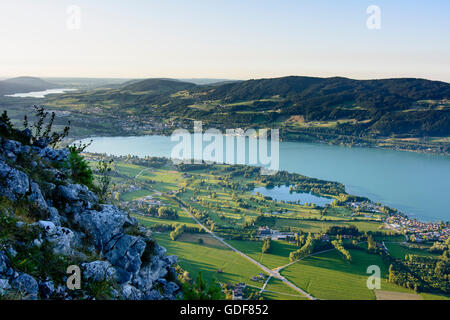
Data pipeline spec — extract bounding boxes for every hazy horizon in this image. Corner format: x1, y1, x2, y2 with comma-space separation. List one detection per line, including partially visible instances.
1, 0, 449, 82
2, 74, 449, 84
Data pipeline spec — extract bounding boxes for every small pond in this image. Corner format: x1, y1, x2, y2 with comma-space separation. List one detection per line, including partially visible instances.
252, 185, 333, 207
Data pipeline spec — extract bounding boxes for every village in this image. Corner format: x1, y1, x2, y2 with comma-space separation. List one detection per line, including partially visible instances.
386, 214, 450, 242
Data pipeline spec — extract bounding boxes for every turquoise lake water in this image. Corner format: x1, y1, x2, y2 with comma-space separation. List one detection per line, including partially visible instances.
79, 135, 450, 222
252, 185, 333, 207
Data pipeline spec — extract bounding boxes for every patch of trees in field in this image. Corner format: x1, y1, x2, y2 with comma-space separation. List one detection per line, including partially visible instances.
258, 170, 345, 196
386, 239, 450, 294
262, 238, 272, 254
170, 224, 185, 240
387, 253, 450, 294
157, 206, 179, 220
214, 225, 257, 241
326, 225, 360, 236
169, 223, 206, 241
289, 234, 332, 261
331, 240, 352, 263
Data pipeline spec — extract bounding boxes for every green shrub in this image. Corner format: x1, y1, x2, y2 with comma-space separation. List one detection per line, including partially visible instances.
65, 145, 94, 188
95, 159, 113, 203
28, 106, 70, 148
182, 272, 224, 300
85, 279, 116, 300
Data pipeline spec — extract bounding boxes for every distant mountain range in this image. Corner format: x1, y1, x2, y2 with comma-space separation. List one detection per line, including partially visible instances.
8, 75, 450, 150
103, 78, 238, 89
0, 77, 59, 96
90, 75, 448, 136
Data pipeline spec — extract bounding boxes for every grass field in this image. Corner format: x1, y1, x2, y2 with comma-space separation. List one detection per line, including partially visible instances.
420, 292, 450, 300
119, 189, 153, 202
260, 278, 307, 300
385, 242, 439, 259
152, 232, 267, 286
135, 214, 199, 229
281, 249, 414, 300
226, 240, 297, 270
177, 233, 228, 249
114, 163, 143, 177
271, 218, 383, 233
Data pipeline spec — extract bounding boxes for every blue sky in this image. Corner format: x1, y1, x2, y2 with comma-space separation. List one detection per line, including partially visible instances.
0, 0, 449, 81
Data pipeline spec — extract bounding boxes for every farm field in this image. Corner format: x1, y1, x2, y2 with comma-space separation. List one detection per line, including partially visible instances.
281, 249, 448, 300
281, 249, 412, 300
260, 278, 307, 300
385, 242, 440, 259
151, 232, 267, 286
135, 213, 199, 229
268, 217, 384, 233
226, 239, 297, 270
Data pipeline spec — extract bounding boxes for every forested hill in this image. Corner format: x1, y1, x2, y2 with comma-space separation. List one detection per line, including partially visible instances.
122, 78, 197, 93
42, 75, 450, 149
200, 76, 450, 111
0, 77, 58, 96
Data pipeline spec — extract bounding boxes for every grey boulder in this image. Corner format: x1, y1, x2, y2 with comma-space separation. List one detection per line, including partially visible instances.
28, 181, 48, 211
105, 234, 146, 275
38, 220, 75, 256
120, 284, 143, 300
82, 261, 116, 282
11, 274, 39, 300
0, 160, 29, 200
0, 252, 10, 274
0, 278, 11, 295
74, 205, 134, 252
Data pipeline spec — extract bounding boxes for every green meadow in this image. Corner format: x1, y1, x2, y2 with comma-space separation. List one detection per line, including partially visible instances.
261, 278, 307, 300
226, 240, 297, 270
280, 249, 441, 300
385, 242, 440, 259
152, 232, 267, 286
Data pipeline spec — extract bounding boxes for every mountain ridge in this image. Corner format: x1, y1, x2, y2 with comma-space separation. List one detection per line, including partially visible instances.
25, 74, 450, 153
0, 77, 59, 96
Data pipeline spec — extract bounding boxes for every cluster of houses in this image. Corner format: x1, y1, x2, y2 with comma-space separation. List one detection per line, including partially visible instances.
119, 115, 173, 133
348, 201, 385, 214
250, 273, 267, 282
386, 214, 449, 242
119, 195, 165, 214
257, 226, 297, 241
232, 283, 246, 300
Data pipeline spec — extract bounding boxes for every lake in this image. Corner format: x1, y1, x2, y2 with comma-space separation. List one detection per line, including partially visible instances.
79, 135, 450, 222
5, 88, 77, 98
252, 185, 333, 207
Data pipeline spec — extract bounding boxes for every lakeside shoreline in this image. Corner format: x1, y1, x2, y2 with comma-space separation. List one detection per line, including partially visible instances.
64, 134, 448, 222
65, 129, 450, 157
81, 149, 448, 229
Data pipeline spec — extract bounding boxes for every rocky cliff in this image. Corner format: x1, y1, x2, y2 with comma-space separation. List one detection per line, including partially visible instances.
0, 123, 180, 300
